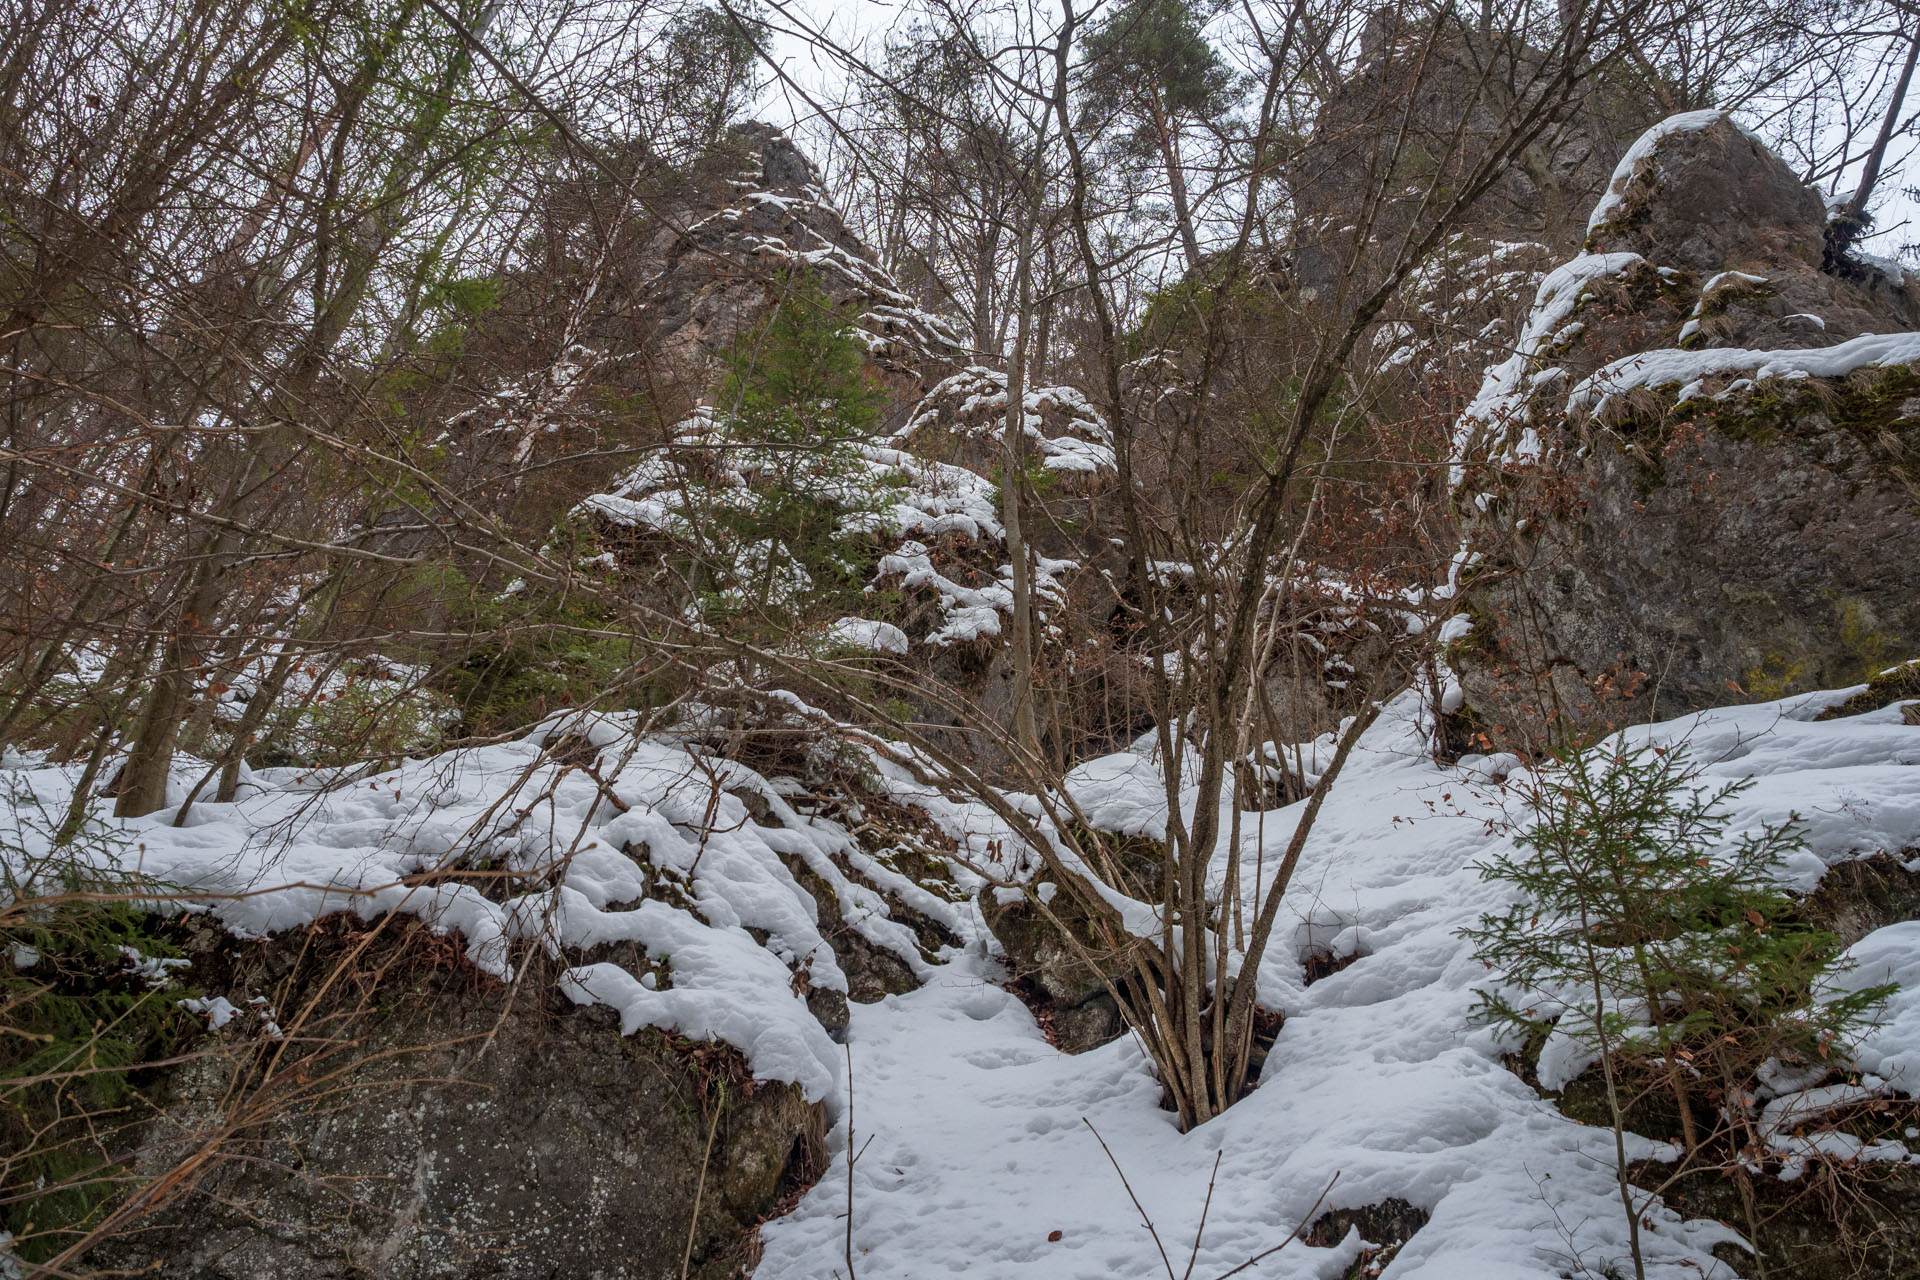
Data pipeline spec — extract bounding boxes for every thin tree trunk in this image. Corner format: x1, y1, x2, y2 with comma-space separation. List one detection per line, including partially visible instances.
1002, 205, 1043, 762
1831, 25, 1920, 255
1583, 924, 1648, 1280
1146, 95, 1202, 269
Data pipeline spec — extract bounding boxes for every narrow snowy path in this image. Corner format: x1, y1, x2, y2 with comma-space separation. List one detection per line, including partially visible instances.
751, 691, 1920, 1279
753, 937, 1711, 1280
757, 952, 1263, 1280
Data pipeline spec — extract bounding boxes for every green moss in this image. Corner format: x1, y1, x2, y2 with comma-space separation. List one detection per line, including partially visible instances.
1797, 852, 1920, 944
1621, 258, 1696, 312
1833, 596, 1903, 683
1814, 656, 1920, 720
1441, 596, 1496, 662
1620, 362, 1920, 498
1743, 652, 1806, 701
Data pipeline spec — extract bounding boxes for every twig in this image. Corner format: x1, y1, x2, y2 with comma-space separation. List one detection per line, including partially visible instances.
681, 1080, 726, 1280
1183, 1149, 1225, 1280
842, 1042, 874, 1280
1205, 1170, 1339, 1280
1084, 1117, 1177, 1280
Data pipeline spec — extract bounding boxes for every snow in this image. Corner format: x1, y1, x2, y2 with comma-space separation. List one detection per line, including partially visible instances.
870, 540, 1077, 650
750, 685, 1920, 1277
1678, 271, 1769, 343
1853, 247, 1910, 287
1587, 110, 1748, 234
898, 367, 1117, 475
823, 616, 910, 654
1569, 330, 1920, 418
0, 709, 966, 1105
1442, 106, 1920, 476
670, 170, 964, 363
1828, 921, 1920, 1091
876, 542, 1012, 646
178, 994, 241, 1028
569, 410, 1023, 648
11, 659, 1920, 1274
1450, 252, 1643, 484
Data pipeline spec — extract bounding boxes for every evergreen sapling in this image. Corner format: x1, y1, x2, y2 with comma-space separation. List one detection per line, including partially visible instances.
1462, 741, 1891, 1280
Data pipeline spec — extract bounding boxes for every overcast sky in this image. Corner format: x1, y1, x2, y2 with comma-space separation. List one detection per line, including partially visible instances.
745, 0, 1919, 261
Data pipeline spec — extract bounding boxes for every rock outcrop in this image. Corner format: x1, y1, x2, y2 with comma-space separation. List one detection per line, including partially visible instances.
631, 123, 967, 419
95, 919, 826, 1280
68, 694, 974, 1279
1449, 111, 1920, 745
1289, 12, 1655, 297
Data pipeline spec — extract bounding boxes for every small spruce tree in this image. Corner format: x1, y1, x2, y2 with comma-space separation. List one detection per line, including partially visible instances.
699, 269, 893, 638
1463, 741, 1890, 1280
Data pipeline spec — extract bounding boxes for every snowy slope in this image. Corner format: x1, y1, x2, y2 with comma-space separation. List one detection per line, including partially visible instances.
6, 682, 1918, 1277
0, 709, 969, 1104
758, 687, 1920, 1279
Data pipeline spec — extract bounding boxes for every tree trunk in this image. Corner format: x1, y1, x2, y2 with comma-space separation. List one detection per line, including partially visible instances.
1003, 216, 1042, 763
1830, 26, 1920, 257
1147, 94, 1203, 269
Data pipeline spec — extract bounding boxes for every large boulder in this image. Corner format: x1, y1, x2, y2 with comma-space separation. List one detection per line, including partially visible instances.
1584, 112, 1919, 347
1449, 111, 1920, 746
92, 918, 827, 1280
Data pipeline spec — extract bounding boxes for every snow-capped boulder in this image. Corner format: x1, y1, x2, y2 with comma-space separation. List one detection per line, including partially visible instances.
1449, 112, 1920, 746
1585, 110, 1920, 349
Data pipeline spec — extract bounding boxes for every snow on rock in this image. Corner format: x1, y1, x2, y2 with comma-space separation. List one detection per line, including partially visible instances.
875, 542, 1012, 646
1586, 109, 1752, 235
0, 710, 968, 1106
1677, 270, 1770, 343
895, 366, 1117, 477
637, 125, 965, 380
1454, 107, 1920, 492
568, 397, 1073, 655
1568, 330, 1920, 419
1061, 750, 1172, 841
568, 408, 1021, 646
1449, 251, 1643, 484
1382, 236, 1558, 387
1446, 104, 1920, 744
823, 616, 910, 654
14, 633, 1917, 1276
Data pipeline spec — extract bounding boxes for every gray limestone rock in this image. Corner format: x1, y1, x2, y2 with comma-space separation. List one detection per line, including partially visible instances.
92, 920, 825, 1280
1452, 113, 1920, 746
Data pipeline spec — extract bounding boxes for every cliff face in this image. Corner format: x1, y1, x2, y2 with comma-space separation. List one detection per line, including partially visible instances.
1449, 111, 1920, 744
1287, 14, 1656, 299
628, 123, 968, 423
562, 127, 1158, 776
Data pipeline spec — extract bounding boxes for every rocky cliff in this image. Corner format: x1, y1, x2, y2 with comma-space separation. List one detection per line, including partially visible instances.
1449, 110, 1920, 745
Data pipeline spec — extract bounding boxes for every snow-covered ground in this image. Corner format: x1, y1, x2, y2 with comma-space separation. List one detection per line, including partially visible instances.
759, 689, 1920, 1279
6, 684, 1919, 1277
